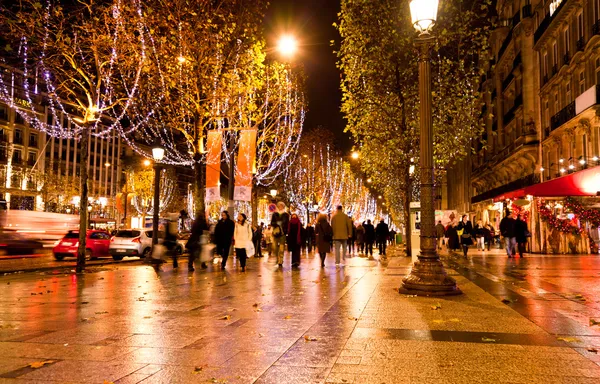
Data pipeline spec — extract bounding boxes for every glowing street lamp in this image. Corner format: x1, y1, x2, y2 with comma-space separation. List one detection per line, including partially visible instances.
151, 141, 165, 253
400, 0, 460, 296
351, 151, 360, 160
270, 189, 278, 198
277, 35, 298, 57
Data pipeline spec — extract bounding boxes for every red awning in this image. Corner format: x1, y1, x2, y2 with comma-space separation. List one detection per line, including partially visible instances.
524, 166, 600, 197
491, 166, 600, 201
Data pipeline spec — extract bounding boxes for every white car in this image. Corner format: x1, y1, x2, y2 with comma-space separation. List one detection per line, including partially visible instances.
109, 229, 185, 259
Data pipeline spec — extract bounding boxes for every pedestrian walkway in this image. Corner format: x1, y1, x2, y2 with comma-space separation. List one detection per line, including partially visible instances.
0, 248, 599, 383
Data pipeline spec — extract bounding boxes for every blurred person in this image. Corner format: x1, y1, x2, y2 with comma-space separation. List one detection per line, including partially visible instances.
252, 223, 263, 258
287, 213, 303, 268
435, 220, 445, 250
363, 219, 375, 257
306, 222, 315, 253
515, 214, 529, 258
215, 211, 235, 270
347, 219, 356, 255
375, 218, 390, 256
457, 214, 474, 257
263, 225, 273, 257
474, 220, 486, 251
185, 211, 209, 271
315, 213, 333, 268
165, 213, 181, 269
500, 210, 517, 258
233, 213, 252, 272
331, 206, 352, 265
355, 222, 365, 254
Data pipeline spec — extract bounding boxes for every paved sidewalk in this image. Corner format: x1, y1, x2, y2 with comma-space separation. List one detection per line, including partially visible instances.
0, 247, 599, 383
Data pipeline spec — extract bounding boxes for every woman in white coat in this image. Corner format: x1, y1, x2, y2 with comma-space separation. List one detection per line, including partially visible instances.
233, 213, 252, 272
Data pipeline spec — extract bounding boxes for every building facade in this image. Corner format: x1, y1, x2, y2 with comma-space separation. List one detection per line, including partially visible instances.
447, 0, 600, 253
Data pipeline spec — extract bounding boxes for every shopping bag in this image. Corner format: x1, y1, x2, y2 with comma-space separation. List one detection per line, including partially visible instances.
246, 240, 255, 257
200, 243, 215, 263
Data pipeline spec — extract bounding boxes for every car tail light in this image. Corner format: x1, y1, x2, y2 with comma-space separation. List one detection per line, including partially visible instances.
132, 237, 141, 243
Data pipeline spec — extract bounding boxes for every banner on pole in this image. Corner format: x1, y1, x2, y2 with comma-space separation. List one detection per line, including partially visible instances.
205, 130, 222, 202
234, 129, 257, 201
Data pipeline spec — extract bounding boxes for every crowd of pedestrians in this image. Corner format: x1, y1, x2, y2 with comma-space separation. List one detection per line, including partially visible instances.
159, 202, 395, 272
434, 209, 530, 258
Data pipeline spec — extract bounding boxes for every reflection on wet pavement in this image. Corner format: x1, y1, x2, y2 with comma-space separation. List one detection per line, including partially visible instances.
0, 247, 599, 383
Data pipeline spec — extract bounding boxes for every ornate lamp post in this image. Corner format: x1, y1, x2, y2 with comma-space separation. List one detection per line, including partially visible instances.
151, 142, 165, 250
400, 0, 461, 296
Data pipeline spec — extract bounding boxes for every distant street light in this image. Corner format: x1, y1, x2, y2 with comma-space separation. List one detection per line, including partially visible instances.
400, 0, 460, 296
277, 35, 298, 57
351, 151, 360, 160
367, 178, 372, 183
270, 189, 278, 198
143, 159, 151, 167
151, 141, 165, 251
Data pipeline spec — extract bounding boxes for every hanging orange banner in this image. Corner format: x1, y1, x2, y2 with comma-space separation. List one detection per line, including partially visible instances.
234, 129, 257, 201
205, 130, 222, 202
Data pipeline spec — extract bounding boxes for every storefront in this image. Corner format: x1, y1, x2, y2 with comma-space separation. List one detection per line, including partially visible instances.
486, 166, 600, 254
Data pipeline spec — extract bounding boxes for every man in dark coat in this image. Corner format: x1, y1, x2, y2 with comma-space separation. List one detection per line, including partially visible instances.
214, 211, 235, 269
363, 220, 375, 257
499, 210, 517, 258
375, 219, 390, 256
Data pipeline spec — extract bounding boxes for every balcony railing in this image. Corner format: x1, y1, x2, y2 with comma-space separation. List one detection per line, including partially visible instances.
471, 173, 540, 204
550, 101, 575, 130
12, 157, 22, 165
502, 94, 523, 126
551, 64, 558, 76
502, 73, 515, 90
563, 52, 570, 66
29, 139, 38, 148
534, 0, 569, 43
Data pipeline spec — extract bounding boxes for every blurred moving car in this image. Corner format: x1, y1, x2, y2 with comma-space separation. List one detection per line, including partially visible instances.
109, 229, 185, 260
53, 230, 112, 260
0, 229, 44, 255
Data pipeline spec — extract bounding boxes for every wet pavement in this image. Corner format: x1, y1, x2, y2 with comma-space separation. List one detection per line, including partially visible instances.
0, 252, 143, 274
0, 246, 599, 383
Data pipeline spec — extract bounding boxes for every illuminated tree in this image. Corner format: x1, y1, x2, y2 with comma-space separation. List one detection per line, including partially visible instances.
0, 0, 147, 270
337, 0, 491, 254
127, 168, 176, 219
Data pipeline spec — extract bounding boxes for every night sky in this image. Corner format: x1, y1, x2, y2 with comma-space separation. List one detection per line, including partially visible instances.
265, 0, 352, 151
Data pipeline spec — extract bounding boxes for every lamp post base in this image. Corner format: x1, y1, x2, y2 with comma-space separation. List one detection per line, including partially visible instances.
399, 257, 462, 296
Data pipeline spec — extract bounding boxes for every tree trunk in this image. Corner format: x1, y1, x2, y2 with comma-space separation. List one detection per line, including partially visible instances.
227, 150, 235, 218
76, 127, 89, 273
193, 152, 205, 216
404, 169, 412, 258
251, 180, 258, 225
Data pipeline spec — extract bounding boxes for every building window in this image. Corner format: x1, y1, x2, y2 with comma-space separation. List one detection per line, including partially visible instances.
12, 149, 22, 164
577, 12, 584, 41
28, 151, 36, 167
579, 71, 586, 95
14, 129, 23, 145
595, 0, 600, 22
554, 93, 559, 114
596, 58, 600, 84
564, 27, 570, 56
544, 101, 550, 130
543, 53, 548, 77
14, 113, 25, 125
566, 82, 571, 103
0, 106, 7, 121
552, 43, 558, 68
29, 133, 38, 148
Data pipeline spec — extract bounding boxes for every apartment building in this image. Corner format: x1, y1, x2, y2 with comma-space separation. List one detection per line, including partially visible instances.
447, 0, 600, 253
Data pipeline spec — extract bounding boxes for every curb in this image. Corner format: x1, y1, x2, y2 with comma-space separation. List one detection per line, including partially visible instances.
0, 257, 144, 275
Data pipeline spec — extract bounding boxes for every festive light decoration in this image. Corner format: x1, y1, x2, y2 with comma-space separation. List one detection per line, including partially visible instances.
563, 197, 600, 227
537, 198, 584, 235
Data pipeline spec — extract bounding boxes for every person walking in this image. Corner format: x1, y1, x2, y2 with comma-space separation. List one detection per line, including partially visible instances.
483, 223, 493, 251
287, 213, 303, 268
375, 219, 390, 256
363, 219, 375, 257
499, 210, 517, 258
347, 219, 356, 255
271, 202, 290, 267
457, 215, 473, 257
185, 211, 209, 271
446, 221, 459, 251
331, 205, 352, 265
389, 229, 396, 245
515, 214, 529, 258
306, 223, 315, 253
214, 211, 235, 270
314, 213, 332, 267
233, 213, 252, 272
263, 225, 273, 257
355, 223, 365, 254
252, 223, 263, 258
165, 213, 181, 269
435, 220, 445, 250
474, 220, 486, 251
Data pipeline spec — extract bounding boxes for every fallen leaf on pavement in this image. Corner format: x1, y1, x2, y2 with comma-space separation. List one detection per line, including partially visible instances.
449, 318, 460, 322
143, 316, 152, 319
28, 360, 55, 369
431, 303, 442, 310
348, 317, 358, 321
254, 308, 262, 312
574, 294, 586, 301
258, 333, 265, 338
95, 311, 108, 315
137, 297, 146, 301
557, 337, 581, 343
481, 337, 496, 343
283, 315, 292, 320
587, 348, 598, 354
501, 298, 512, 304
304, 336, 318, 342
590, 319, 600, 326
219, 315, 231, 320
252, 303, 259, 307
192, 367, 203, 374
103, 381, 114, 384
432, 320, 445, 324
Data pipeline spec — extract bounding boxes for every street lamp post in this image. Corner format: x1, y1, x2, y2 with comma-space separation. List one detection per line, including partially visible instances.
151, 142, 165, 251
400, 0, 461, 296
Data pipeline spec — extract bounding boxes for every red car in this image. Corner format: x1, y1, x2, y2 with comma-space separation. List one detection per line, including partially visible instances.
53, 230, 111, 260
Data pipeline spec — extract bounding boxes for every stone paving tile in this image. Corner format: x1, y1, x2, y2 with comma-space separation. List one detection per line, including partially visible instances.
117, 346, 237, 367
137, 365, 264, 384
18, 360, 147, 383
255, 366, 330, 384
0, 342, 138, 362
